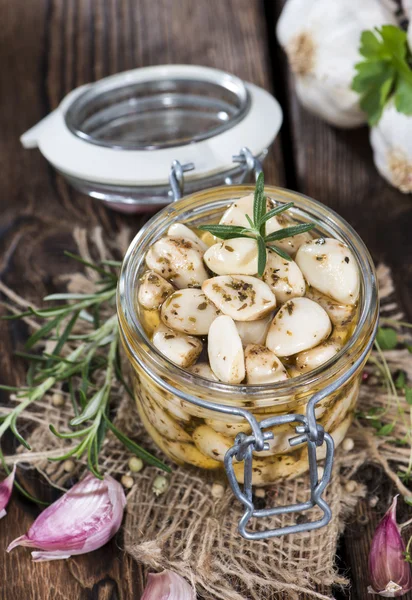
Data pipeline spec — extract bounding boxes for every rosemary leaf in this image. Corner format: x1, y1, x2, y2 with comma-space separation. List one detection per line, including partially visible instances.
197, 224, 252, 240
104, 414, 171, 473
64, 251, 117, 280
253, 172, 266, 228
25, 315, 63, 350
258, 202, 294, 227
70, 389, 105, 426
267, 245, 292, 261
265, 223, 315, 243
257, 235, 267, 277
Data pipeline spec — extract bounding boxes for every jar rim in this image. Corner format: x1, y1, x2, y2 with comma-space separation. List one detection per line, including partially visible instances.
117, 185, 378, 403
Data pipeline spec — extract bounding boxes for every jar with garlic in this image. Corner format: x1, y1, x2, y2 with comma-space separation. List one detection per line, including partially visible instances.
117, 184, 378, 489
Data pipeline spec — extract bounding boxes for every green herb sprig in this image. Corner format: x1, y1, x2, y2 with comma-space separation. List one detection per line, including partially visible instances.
0, 252, 170, 490
352, 25, 412, 125
198, 173, 315, 276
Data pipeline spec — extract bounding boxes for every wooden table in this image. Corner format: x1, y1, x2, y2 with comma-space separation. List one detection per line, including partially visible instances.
1, 1, 411, 598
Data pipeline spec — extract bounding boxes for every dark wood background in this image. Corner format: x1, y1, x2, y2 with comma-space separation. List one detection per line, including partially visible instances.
1, 1, 411, 598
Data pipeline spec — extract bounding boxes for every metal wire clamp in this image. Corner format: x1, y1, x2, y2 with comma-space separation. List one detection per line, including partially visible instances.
223, 320, 377, 540
232, 147, 263, 182
169, 160, 195, 201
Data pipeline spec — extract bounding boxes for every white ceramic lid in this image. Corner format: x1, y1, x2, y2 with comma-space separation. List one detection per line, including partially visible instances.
21, 65, 282, 187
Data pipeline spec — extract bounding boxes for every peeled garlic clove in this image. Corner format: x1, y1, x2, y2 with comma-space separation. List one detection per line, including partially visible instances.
235, 313, 273, 346
263, 252, 305, 303
204, 238, 258, 276
193, 425, 233, 461
266, 297, 332, 357
296, 238, 359, 305
152, 323, 202, 367
202, 275, 276, 322
205, 416, 251, 437
7, 473, 126, 561
295, 341, 340, 373
219, 194, 255, 228
370, 100, 412, 194
161, 289, 219, 335
208, 315, 245, 384
245, 344, 289, 384
141, 391, 192, 442
138, 271, 175, 310
219, 195, 308, 256
305, 287, 355, 327
276, 0, 397, 128
265, 212, 313, 257
220, 194, 279, 233
163, 439, 221, 469
168, 223, 208, 251
145, 236, 209, 289
188, 362, 218, 381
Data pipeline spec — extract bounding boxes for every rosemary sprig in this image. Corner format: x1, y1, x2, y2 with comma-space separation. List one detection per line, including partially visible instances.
0, 253, 171, 486
198, 173, 315, 276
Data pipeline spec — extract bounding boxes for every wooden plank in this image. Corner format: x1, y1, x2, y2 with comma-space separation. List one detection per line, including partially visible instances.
0, 1, 284, 598
268, 1, 412, 598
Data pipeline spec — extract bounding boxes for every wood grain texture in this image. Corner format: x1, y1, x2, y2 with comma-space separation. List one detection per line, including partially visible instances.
0, 1, 283, 598
267, 1, 412, 598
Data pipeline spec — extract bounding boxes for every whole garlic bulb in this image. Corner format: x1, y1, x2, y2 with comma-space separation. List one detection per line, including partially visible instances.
276, 0, 397, 128
370, 100, 412, 193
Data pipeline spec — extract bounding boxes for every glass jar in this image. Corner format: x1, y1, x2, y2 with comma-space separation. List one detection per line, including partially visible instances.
118, 184, 378, 478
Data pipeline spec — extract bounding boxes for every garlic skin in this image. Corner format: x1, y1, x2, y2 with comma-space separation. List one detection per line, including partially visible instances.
277, 0, 397, 128
7, 474, 126, 561
368, 496, 412, 597
370, 100, 412, 194
141, 570, 195, 600
0, 465, 16, 519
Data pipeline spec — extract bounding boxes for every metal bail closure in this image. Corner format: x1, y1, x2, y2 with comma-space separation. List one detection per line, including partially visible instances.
232, 147, 263, 183
169, 160, 195, 201
223, 321, 378, 541
224, 408, 334, 541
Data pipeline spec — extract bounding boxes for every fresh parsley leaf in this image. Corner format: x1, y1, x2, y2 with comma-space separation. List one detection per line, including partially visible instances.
395, 78, 412, 115
352, 25, 412, 125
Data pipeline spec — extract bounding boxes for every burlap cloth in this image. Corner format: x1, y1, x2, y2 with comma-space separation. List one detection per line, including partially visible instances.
1, 227, 410, 600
